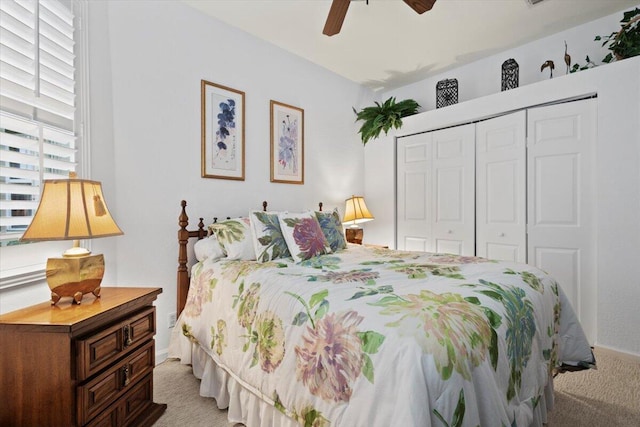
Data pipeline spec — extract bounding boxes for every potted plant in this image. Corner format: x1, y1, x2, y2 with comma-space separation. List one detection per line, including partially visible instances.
597, 7, 640, 62
353, 97, 420, 145
572, 7, 640, 72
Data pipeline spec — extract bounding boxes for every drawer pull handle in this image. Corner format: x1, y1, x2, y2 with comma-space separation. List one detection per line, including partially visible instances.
122, 364, 130, 387
123, 324, 132, 347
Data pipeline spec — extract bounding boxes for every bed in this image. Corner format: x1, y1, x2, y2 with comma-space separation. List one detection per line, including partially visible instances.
168, 200, 595, 427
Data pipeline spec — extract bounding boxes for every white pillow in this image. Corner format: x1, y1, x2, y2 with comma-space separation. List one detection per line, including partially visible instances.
209, 217, 256, 261
194, 235, 225, 262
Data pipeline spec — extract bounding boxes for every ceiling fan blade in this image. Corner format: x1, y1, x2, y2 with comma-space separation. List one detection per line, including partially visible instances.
403, 0, 436, 14
323, 0, 351, 36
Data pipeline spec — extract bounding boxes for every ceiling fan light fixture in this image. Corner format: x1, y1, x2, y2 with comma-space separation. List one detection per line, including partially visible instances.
323, 0, 437, 36
403, 0, 437, 15
323, 0, 351, 36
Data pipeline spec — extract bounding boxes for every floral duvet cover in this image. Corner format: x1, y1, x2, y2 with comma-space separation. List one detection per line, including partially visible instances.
171, 245, 593, 427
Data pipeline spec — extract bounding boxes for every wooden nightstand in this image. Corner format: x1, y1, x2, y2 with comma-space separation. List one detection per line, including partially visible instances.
0, 287, 167, 427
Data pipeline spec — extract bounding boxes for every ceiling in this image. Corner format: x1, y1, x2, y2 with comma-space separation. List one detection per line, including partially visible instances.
182, 0, 638, 91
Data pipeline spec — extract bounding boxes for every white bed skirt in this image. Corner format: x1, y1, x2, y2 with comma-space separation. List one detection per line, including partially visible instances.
168, 321, 555, 427
169, 323, 301, 427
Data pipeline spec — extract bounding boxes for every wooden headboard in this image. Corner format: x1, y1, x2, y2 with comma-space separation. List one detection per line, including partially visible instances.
176, 200, 324, 315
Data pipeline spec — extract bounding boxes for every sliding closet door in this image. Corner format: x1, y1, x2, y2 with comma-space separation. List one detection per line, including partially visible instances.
396, 132, 432, 251
476, 111, 527, 262
430, 125, 475, 256
396, 125, 475, 255
527, 99, 596, 343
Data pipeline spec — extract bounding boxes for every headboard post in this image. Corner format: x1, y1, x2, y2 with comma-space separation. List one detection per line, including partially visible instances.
177, 200, 206, 315
177, 200, 190, 315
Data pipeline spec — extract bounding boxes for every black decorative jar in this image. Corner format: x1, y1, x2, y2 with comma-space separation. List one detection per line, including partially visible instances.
501, 59, 519, 91
436, 78, 458, 108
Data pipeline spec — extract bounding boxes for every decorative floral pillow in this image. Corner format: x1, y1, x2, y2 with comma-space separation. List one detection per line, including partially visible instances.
194, 234, 225, 262
249, 211, 291, 263
278, 211, 332, 263
315, 209, 347, 252
208, 217, 256, 260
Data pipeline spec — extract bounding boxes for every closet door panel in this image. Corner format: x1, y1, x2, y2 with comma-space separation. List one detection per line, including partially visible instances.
533, 154, 579, 225
527, 99, 596, 344
533, 247, 580, 312
396, 133, 432, 251
431, 124, 475, 256
435, 239, 462, 255
486, 243, 520, 262
476, 111, 526, 262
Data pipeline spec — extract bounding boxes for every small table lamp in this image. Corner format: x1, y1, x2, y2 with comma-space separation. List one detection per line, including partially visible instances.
342, 195, 374, 244
20, 173, 123, 305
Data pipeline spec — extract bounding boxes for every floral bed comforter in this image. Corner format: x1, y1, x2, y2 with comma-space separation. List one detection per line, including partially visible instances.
170, 245, 594, 427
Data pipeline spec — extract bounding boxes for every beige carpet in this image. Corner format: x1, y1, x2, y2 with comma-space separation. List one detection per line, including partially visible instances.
152, 347, 640, 426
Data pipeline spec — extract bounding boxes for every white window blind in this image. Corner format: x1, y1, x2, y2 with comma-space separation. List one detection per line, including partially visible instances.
0, 0, 76, 246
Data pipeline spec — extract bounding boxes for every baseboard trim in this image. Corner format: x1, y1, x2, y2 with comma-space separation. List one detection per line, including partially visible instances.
594, 345, 640, 363
156, 348, 169, 365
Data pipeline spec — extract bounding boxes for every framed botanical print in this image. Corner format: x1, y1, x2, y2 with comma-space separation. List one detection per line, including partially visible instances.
201, 80, 245, 180
270, 100, 304, 184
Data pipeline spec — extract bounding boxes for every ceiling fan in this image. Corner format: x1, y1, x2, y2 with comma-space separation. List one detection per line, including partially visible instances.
323, 0, 437, 36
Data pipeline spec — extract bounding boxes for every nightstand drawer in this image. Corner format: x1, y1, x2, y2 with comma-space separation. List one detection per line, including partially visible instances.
85, 374, 153, 427
120, 373, 153, 426
77, 306, 156, 381
78, 340, 155, 426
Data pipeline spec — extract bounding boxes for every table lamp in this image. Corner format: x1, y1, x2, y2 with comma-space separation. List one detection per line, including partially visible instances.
20, 173, 123, 305
342, 195, 374, 244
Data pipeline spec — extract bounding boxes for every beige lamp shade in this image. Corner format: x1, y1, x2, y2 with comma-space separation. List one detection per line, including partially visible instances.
342, 195, 374, 226
21, 178, 123, 242
19, 176, 122, 304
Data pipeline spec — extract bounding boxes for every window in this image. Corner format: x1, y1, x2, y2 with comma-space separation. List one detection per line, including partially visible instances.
0, 0, 79, 285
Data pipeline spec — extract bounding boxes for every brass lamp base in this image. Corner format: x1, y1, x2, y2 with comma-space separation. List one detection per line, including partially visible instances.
345, 227, 363, 245
46, 254, 105, 305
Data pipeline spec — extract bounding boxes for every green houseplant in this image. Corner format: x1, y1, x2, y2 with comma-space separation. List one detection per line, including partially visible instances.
597, 7, 640, 62
572, 7, 640, 72
353, 97, 420, 145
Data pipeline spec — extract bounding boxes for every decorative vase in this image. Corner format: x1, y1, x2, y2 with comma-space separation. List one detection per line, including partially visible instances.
501, 59, 519, 91
436, 78, 458, 108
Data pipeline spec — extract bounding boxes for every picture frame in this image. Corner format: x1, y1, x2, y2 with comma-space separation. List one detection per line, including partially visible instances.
201, 80, 245, 180
270, 100, 304, 184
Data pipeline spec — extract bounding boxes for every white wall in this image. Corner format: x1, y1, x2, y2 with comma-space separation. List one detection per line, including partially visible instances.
363, 14, 640, 355
0, 0, 373, 359
380, 7, 637, 112
88, 0, 373, 359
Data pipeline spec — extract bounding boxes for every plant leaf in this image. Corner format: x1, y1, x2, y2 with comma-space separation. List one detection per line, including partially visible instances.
358, 330, 385, 354
309, 289, 329, 309
361, 353, 375, 383
292, 311, 309, 326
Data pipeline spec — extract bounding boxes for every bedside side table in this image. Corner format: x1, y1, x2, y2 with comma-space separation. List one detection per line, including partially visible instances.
0, 287, 167, 427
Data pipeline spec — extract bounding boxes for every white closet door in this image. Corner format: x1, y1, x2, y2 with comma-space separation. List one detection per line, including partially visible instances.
476, 111, 527, 262
396, 132, 432, 251
431, 124, 475, 256
527, 99, 596, 344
